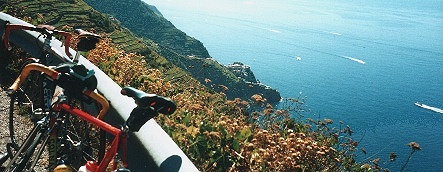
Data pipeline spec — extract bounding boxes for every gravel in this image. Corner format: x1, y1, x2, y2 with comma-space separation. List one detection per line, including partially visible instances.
0, 87, 48, 171
0, 87, 11, 152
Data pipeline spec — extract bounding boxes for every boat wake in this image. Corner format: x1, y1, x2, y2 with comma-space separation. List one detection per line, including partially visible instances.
341, 55, 366, 64
268, 29, 281, 33
327, 31, 342, 36
415, 102, 443, 114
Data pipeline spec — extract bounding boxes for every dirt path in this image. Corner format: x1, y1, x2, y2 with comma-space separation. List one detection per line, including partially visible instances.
0, 86, 46, 170
0, 87, 11, 155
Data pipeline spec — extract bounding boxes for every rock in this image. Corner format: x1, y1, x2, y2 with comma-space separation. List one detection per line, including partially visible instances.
226, 62, 281, 104
226, 62, 257, 83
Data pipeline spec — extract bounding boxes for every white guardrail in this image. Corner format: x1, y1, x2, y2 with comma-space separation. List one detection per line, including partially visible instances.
0, 12, 198, 172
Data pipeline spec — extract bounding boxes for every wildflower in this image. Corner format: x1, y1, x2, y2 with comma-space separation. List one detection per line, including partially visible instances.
218, 85, 229, 91
316, 151, 325, 155
324, 118, 333, 124
251, 94, 264, 102
361, 148, 367, 154
389, 152, 397, 162
372, 158, 380, 166
407, 142, 421, 150
360, 163, 371, 169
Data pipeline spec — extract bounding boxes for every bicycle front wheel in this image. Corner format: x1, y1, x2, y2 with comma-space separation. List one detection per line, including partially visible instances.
7, 59, 46, 150
4, 120, 50, 172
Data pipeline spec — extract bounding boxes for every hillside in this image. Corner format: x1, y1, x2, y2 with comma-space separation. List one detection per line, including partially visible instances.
84, 0, 210, 59
82, 0, 281, 103
0, 1, 411, 171
1, 0, 280, 103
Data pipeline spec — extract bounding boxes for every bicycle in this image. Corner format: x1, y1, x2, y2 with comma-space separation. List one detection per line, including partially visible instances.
1, 22, 107, 170
3, 62, 176, 171
3, 21, 100, 63
2, 22, 101, 110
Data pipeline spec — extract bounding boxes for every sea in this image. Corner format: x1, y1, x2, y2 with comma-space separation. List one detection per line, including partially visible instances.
146, 0, 443, 171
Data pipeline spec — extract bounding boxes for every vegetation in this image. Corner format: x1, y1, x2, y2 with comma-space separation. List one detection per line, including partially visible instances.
86, 39, 363, 171
1, 0, 420, 171
84, 0, 210, 58
84, 0, 282, 103
1, 0, 282, 103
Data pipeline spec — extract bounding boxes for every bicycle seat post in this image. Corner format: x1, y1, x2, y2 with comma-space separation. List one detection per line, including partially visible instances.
73, 50, 80, 64
43, 37, 51, 52
41, 33, 54, 64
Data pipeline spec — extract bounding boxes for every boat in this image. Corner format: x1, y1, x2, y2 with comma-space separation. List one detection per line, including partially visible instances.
414, 102, 423, 107
414, 102, 443, 114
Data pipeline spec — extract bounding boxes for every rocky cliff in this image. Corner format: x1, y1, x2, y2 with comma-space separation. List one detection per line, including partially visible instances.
226, 62, 258, 83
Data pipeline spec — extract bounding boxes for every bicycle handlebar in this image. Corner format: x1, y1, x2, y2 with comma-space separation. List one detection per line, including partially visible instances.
7, 63, 59, 94
83, 90, 110, 120
7, 63, 109, 120
3, 23, 73, 58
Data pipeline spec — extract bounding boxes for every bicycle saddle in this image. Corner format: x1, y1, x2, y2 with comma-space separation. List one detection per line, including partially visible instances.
74, 29, 101, 51
121, 86, 176, 132
36, 24, 56, 31
74, 29, 101, 38
121, 86, 176, 115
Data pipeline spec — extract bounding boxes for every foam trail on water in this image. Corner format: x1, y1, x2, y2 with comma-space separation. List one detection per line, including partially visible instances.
260, 27, 281, 33
331, 32, 342, 36
415, 102, 443, 114
327, 31, 342, 36
341, 55, 366, 64
268, 29, 281, 33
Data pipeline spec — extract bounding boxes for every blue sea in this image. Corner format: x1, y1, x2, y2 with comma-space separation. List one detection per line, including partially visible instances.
146, 0, 443, 171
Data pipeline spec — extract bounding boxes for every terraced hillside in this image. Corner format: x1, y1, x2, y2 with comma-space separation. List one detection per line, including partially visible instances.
1, 0, 192, 86
0, 1, 400, 171
84, 0, 281, 103
1, 0, 280, 103
84, 0, 210, 59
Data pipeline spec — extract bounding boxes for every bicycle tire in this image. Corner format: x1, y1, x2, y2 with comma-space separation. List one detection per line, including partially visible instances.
4, 120, 48, 172
55, 99, 107, 170
8, 82, 106, 171
15, 127, 49, 172
8, 59, 45, 150
5, 107, 107, 172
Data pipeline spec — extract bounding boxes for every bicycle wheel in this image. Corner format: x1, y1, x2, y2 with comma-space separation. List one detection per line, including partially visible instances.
4, 118, 50, 172
55, 99, 107, 170
8, 59, 45, 150
4, 59, 54, 171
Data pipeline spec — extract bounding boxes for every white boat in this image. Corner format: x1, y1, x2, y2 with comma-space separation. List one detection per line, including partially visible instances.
414, 102, 423, 107
415, 102, 443, 114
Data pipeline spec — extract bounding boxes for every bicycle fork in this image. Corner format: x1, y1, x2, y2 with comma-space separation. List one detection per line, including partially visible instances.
4, 116, 50, 171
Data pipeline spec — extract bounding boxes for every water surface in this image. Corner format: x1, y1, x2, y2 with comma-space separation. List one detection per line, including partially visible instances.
146, 0, 443, 170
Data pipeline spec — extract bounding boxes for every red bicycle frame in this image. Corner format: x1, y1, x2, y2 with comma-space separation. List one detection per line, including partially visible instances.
53, 103, 128, 172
